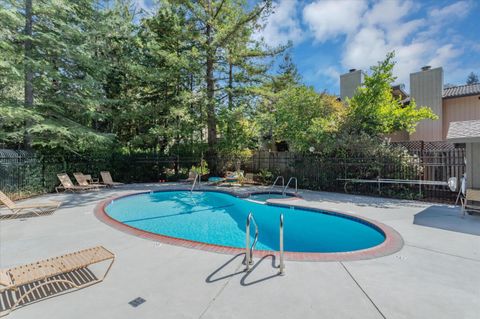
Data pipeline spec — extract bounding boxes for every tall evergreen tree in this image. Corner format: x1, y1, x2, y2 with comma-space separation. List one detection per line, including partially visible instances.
467, 72, 479, 85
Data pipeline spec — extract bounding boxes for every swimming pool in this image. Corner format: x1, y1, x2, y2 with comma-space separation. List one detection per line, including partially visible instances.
103, 190, 388, 255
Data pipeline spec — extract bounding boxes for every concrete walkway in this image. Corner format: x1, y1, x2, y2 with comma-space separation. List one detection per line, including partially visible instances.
1, 183, 479, 318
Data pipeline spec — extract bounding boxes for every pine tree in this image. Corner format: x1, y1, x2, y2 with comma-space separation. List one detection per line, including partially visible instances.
467, 72, 479, 85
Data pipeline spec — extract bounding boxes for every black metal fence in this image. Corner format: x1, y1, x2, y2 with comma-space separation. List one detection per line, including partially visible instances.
0, 145, 466, 202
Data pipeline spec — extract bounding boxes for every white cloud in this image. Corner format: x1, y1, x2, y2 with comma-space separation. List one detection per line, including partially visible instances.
303, 0, 367, 42
429, 1, 470, 20
427, 44, 463, 67
320, 66, 341, 83
255, 0, 303, 46
302, 0, 474, 87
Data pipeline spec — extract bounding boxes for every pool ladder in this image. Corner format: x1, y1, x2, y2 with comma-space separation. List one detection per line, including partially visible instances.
283, 177, 298, 195
191, 173, 200, 192
245, 212, 285, 275
271, 176, 284, 190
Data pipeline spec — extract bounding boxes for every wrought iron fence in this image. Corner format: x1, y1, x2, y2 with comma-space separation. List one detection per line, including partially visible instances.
0, 146, 466, 202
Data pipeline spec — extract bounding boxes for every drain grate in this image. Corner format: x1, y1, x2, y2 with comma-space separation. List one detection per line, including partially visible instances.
128, 297, 146, 308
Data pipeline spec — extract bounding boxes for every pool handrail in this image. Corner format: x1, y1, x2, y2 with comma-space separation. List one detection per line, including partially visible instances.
191, 173, 200, 192
271, 176, 285, 190
278, 213, 285, 275
283, 177, 298, 195
245, 212, 259, 271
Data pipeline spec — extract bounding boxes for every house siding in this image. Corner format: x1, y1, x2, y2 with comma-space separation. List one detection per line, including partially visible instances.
443, 95, 480, 140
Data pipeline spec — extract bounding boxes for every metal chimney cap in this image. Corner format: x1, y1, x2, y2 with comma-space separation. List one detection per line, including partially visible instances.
349, 68, 357, 73
421, 66, 431, 71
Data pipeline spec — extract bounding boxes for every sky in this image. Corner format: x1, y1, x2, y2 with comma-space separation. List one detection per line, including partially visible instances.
136, 0, 480, 95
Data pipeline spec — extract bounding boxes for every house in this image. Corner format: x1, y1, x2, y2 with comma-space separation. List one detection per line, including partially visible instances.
340, 67, 480, 142
447, 120, 480, 188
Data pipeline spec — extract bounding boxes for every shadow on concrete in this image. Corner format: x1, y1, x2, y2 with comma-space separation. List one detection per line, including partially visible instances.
413, 205, 480, 236
0, 210, 55, 220
205, 253, 246, 283
0, 268, 98, 315
240, 254, 281, 286
206, 253, 281, 286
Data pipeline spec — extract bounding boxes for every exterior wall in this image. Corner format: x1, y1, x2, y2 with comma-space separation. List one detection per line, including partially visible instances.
466, 143, 480, 189
443, 95, 480, 140
409, 67, 444, 141
340, 70, 363, 100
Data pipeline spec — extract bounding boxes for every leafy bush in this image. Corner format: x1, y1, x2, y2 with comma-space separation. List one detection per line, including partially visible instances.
257, 169, 273, 185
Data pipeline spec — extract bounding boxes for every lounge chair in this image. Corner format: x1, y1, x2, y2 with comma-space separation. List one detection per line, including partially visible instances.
225, 170, 243, 183
100, 171, 124, 187
73, 173, 107, 189
0, 191, 61, 220
84, 174, 99, 184
0, 246, 114, 317
461, 188, 480, 216
55, 174, 98, 192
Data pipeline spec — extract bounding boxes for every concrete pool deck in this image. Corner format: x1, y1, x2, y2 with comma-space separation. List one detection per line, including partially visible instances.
1, 183, 479, 318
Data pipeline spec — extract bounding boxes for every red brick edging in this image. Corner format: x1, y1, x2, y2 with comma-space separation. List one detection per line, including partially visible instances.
94, 190, 404, 261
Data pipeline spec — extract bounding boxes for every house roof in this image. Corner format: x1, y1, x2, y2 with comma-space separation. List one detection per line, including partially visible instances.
447, 120, 480, 142
443, 83, 480, 99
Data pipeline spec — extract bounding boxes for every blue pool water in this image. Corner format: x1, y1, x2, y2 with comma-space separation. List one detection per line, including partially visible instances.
106, 191, 385, 253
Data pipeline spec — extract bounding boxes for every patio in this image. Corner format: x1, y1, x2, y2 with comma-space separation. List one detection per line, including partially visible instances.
1, 183, 479, 319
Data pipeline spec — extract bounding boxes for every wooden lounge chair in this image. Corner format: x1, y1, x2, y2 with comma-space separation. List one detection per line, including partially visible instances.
55, 174, 98, 193
73, 173, 107, 189
0, 246, 114, 317
100, 171, 124, 187
84, 174, 99, 184
0, 191, 61, 220
461, 188, 480, 216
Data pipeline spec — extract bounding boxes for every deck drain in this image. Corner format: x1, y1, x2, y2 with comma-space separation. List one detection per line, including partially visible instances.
129, 297, 146, 307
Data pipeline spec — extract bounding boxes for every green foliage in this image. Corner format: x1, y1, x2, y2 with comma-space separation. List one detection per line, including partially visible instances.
345, 52, 438, 136
190, 160, 210, 175
256, 168, 273, 185
271, 86, 345, 152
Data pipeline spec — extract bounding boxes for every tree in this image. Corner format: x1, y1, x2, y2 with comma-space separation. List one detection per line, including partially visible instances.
467, 72, 479, 85
0, 0, 114, 153
173, 0, 276, 172
271, 86, 344, 153
345, 52, 437, 136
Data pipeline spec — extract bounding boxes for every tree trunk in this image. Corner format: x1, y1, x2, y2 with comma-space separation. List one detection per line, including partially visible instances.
205, 4, 217, 173
24, 0, 33, 148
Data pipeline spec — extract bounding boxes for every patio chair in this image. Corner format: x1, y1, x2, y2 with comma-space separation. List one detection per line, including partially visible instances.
84, 174, 99, 184
0, 246, 115, 317
225, 170, 243, 183
100, 171, 124, 187
73, 173, 107, 189
461, 188, 480, 216
55, 174, 98, 192
0, 191, 61, 220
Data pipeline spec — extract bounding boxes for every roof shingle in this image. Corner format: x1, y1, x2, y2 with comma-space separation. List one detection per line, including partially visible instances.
443, 83, 480, 99
447, 120, 480, 142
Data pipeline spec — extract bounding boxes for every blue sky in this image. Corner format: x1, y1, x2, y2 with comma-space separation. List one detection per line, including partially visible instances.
136, 0, 480, 95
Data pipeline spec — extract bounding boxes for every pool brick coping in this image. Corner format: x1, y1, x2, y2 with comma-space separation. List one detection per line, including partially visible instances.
94, 189, 404, 262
